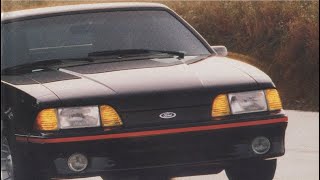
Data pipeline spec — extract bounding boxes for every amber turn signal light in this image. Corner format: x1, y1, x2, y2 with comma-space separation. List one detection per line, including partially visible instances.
99, 105, 123, 127
212, 94, 231, 117
35, 108, 59, 131
265, 89, 283, 111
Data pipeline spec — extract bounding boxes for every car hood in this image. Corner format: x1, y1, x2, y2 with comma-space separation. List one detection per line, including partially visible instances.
1, 56, 274, 110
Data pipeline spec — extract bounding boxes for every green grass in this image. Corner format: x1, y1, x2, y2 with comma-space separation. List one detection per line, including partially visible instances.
2, 1, 319, 111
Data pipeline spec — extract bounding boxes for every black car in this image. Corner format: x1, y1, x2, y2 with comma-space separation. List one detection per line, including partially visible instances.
1, 3, 288, 180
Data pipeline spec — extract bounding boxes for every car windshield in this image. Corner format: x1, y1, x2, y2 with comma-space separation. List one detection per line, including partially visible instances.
1, 10, 211, 70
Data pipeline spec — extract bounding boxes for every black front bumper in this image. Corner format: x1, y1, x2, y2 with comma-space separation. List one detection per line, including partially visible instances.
17, 121, 287, 178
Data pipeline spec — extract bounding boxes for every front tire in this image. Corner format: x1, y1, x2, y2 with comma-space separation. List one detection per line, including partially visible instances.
1, 132, 47, 180
1, 137, 14, 180
225, 159, 277, 180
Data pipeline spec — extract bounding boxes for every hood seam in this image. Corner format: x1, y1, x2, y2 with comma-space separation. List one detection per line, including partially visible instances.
59, 68, 118, 94
224, 60, 260, 86
22, 74, 62, 105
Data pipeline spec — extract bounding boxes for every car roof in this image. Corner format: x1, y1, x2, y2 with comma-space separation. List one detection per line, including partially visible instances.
1, 2, 169, 23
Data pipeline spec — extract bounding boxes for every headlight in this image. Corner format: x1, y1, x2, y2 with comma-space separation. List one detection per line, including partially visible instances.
35, 108, 59, 131
212, 94, 231, 117
212, 89, 281, 117
35, 105, 123, 131
99, 105, 123, 127
58, 106, 101, 129
228, 90, 268, 114
265, 89, 283, 111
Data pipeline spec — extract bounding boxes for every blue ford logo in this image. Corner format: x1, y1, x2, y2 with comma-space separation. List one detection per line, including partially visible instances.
159, 112, 177, 119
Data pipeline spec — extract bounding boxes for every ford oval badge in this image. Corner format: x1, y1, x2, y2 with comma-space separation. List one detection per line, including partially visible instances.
160, 112, 177, 119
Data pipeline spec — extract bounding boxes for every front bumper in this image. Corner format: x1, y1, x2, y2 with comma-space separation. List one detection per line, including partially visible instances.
16, 117, 287, 178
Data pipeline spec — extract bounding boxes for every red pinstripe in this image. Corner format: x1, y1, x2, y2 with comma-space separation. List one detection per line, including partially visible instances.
16, 117, 288, 144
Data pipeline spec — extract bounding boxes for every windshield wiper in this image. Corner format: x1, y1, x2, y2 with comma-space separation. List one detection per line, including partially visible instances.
88, 49, 185, 59
1, 58, 92, 75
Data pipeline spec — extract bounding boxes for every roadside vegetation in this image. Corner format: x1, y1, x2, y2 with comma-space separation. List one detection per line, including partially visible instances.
1, 1, 319, 111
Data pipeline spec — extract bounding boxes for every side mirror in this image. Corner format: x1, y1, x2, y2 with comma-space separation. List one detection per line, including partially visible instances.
211, 46, 228, 57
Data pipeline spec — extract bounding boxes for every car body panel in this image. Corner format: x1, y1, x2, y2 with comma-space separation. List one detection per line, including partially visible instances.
1, 56, 276, 132
1, 3, 169, 23
17, 121, 287, 178
2, 57, 273, 108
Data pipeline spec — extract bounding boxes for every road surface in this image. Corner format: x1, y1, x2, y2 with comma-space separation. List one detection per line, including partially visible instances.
64, 110, 319, 180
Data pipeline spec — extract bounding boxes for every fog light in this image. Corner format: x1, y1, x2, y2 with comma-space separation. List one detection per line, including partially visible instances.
67, 153, 88, 172
251, 136, 271, 155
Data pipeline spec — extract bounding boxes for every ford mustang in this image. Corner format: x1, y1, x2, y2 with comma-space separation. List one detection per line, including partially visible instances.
1, 3, 288, 180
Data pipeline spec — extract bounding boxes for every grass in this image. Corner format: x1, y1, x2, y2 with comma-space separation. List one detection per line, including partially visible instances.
1, 1, 319, 111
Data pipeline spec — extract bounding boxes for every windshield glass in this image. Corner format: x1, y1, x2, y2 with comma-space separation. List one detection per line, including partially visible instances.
1, 10, 211, 70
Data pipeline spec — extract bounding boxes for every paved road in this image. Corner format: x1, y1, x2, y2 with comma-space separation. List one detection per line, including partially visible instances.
66, 110, 319, 180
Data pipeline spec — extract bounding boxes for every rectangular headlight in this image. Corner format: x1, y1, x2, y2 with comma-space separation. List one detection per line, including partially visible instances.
58, 106, 101, 129
228, 90, 268, 114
